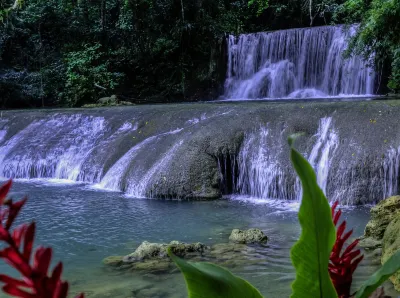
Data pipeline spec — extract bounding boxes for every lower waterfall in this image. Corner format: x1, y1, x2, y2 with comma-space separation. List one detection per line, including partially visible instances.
1, 102, 400, 204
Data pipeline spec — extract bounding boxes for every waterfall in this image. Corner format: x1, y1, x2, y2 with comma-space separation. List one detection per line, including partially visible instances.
2, 104, 400, 204
308, 117, 338, 194
382, 147, 400, 200
235, 126, 298, 200
224, 26, 375, 99
234, 117, 338, 200
0, 115, 107, 180
96, 128, 183, 195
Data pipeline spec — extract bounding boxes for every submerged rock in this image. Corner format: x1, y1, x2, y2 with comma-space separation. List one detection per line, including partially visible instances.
102, 256, 124, 267
104, 240, 208, 273
382, 213, 400, 291
123, 240, 208, 263
229, 228, 268, 244
131, 260, 173, 273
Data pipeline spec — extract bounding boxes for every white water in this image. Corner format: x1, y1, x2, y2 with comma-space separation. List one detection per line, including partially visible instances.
0, 115, 106, 179
235, 117, 338, 201
96, 128, 183, 196
382, 147, 400, 200
308, 117, 338, 194
236, 126, 297, 200
225, 26, 375, 99
1, 110, 399, 204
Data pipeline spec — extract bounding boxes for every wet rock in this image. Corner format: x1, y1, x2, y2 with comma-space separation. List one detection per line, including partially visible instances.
210, 243, 264, 268
98, 95, 118, 105
372, 247, 383, 257
364, 196, 400, 240
359, 237, 382, 250
360, 196, 400, 255
133, 286, 167, 298
123, 241, 208, 263
102, 256, 124, 267
229, 228, 268, 244
131, 260, 172, 273
382, 213, 400, 291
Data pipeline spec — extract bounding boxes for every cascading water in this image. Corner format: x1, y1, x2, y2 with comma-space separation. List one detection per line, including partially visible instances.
96, 128, 183, 196
235, 126, 298, 200
233, 117, 337, 200
0, 115, 107, 180
224, 26, 375, 99
382, 147, 400, 199
1, 102, 400, 204
308, 117, 338, 194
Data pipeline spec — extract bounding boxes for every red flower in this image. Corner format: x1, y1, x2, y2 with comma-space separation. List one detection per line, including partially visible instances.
0, 180, 84, 298
329, 201, 364, 298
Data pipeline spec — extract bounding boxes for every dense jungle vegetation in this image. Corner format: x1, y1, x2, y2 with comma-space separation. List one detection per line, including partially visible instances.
0, 0, 399, 108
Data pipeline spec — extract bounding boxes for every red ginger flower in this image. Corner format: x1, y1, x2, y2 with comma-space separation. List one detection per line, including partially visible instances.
0, 180, 84, 298
329, 201, 364, 298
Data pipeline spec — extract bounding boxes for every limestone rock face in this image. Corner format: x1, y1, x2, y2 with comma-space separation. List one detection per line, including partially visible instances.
381, 213, 400, 292
364, 196, 400, 240
360, 196, 400, 251
228, 228, 268, 244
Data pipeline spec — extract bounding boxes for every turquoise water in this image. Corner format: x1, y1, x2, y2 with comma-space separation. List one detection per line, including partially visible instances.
0, 181, 395, 297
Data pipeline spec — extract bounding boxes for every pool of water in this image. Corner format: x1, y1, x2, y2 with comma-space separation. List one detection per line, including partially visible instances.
0, 181, 397, 297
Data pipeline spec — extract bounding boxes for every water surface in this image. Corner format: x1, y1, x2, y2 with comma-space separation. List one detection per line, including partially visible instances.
1, 181, 394, 297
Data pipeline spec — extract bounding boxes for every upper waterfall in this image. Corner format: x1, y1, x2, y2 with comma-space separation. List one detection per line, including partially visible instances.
224, 25, 375, 99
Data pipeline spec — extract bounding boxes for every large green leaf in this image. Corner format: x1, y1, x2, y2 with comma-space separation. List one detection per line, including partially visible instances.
289, 145, 338, 298
354, 250, 400, 298
168, 248, 264, 298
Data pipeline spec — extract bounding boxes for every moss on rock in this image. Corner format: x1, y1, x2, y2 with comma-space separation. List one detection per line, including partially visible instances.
229, 228, 268, 244
102, 256, 124, 267
123, 240, 208, 263
365, 196, 400, 240
381, 213, 400, 292
360, 196, 400, 251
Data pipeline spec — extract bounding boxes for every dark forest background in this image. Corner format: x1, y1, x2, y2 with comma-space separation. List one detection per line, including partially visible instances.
0, 0, 398, 108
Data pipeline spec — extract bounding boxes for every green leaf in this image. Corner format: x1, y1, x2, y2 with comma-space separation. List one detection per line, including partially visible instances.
354, 250, 400, 298
168, 248, 264, 298
289, 146, 338, 298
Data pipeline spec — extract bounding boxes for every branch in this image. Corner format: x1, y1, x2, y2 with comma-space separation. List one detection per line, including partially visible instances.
94, 83, 107, 90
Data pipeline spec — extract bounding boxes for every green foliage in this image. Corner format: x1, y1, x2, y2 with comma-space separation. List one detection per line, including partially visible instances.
289, 144, 338, 298
168, 247, 263, 298
340, 0, 400, 92
354, 250, 400, 298
248, 0, 269, 15
0, 0, 348, 107
388, 49, 400, 92
64, 43, 122, 106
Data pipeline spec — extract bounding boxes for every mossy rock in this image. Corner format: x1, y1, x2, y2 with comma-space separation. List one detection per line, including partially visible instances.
131, 260, 172, 273
123, 240, 208, 263
229, 228, 268, 244
102, 256, 124, 267
381, 213, 400, 292
364, 196, 400, 240
359, 237, 382, 250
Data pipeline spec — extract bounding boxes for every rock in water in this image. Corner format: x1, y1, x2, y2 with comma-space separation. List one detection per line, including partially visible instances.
102, 256, 124, 267
382, 213, 400, 292
229, 228, 268, 244
123, 240, 208, 263
360, 196, 400, 250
